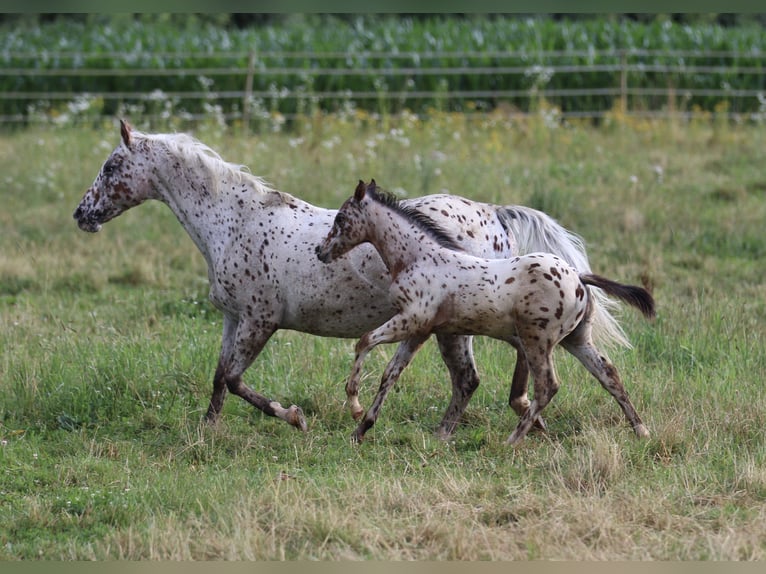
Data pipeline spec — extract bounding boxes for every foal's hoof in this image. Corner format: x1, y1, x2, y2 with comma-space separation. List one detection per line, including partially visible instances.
505, 432, 524, 446
351, 428, 365, 444
287, 405, 308, 432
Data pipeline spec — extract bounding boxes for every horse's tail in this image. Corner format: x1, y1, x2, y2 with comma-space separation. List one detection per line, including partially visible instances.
580, 274, 656, 320
495, 205, 632, 349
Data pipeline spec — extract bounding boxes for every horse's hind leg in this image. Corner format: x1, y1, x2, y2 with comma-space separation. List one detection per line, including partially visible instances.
433, 334, 480, 439
562, 328, 649, 438
353, 334, 429, 443
506, 344, 559, 445
209, 315, 307, 431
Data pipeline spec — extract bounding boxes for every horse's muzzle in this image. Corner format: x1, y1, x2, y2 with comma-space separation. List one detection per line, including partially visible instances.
315, 244, 331, 264
73, 205, 102, 233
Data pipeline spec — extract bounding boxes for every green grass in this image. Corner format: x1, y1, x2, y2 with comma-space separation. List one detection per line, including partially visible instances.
1, 114, 765, 559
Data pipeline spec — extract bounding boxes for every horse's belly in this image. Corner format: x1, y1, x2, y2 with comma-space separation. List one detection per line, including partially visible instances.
282, 296, 397, 338
278, 245, 399, 337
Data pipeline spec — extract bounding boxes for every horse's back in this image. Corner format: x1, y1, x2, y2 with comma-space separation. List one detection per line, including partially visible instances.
404, 194, 514, 257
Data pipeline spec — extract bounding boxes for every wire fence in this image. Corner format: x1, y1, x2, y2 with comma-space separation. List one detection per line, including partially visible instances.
2, 48, 765, 128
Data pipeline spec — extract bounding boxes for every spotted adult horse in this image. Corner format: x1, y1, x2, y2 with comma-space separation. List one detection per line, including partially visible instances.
73, 120, 631, 437
316, 180, 655, 444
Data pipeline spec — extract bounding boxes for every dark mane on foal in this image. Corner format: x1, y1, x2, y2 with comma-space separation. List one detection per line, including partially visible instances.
366, 186, 464, 252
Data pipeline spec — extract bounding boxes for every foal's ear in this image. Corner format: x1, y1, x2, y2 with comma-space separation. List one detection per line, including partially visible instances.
354, 179, 366, 201
120, 119, 133, 149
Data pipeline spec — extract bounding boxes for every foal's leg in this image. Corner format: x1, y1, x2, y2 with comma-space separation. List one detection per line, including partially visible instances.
352, 334, 429, 443
344, 316, 417, 423
506, 340, 547, 432
506, 343, 560, 445
561, 332, 649, 438
207, 315, 307, 431
346, 338, 427, 421
344, 341, 374, 421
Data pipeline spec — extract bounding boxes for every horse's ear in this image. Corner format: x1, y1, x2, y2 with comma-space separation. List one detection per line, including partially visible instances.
120, 119, 133, 149
354, 180, 366, 201
366, 179, 377, 194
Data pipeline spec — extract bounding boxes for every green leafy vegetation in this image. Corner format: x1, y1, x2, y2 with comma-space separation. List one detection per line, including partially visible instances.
2, 14, 766, 123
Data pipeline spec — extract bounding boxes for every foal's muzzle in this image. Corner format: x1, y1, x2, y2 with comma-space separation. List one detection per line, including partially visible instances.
315, 244, 332, 264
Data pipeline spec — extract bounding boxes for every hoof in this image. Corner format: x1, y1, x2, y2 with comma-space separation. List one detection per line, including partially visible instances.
347, 395, 365, 421
434, 428, 453, 441
287, 405, 308, 432
506, 432, 523, 446
533, 416, 547, 432
506, 422, 531, 445
203, 411, 221, 426
351, 428, 365, 444
634, 423, 650, 439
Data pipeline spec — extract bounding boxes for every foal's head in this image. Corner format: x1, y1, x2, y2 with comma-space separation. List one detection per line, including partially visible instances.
73, 119, 156, 232
315, 179, 375, 263
316, 178, 462, 264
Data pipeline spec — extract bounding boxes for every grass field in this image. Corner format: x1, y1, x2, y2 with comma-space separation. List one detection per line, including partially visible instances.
1, 112, 765, 559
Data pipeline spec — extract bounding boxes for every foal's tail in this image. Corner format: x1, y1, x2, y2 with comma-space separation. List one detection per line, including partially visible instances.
495, 205, 631, 349
580, 274, 656, 320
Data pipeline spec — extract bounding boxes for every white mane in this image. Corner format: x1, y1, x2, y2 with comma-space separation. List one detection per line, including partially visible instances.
133, 130, 276, 197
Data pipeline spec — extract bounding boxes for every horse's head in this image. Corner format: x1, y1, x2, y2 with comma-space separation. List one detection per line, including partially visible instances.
315, 179, 376, 264
73, 119, 155, 232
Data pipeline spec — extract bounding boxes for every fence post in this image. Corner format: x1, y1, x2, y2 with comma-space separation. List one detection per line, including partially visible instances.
242, 51, 256, 134
619, 50, 628, 114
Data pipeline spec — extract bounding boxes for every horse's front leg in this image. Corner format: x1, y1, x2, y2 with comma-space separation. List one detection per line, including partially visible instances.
353, 334, 429, 443
205, 315, 238, 423
208, 315, 307, 431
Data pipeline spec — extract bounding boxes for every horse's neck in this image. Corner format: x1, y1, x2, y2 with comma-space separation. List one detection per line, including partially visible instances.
151, 155, 249, 266
366, 202, 437, 271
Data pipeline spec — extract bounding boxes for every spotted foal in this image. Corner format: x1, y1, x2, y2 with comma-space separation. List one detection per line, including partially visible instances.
316, 180, 655, 445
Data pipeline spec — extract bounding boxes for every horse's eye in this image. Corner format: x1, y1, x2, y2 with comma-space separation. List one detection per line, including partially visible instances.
335, 213, 346, 226
103, 160, 120, 176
